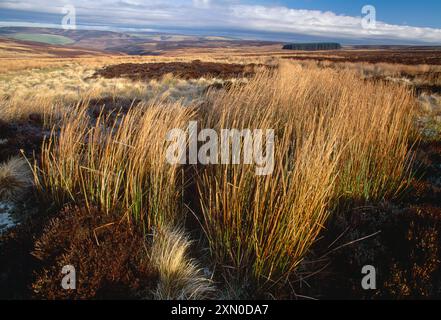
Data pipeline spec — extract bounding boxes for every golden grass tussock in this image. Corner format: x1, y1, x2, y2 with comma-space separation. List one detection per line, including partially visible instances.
0, 156, 34, 201
279, 61, 416, 201
150, 225, 215, 300
34, 100, 197, 229
196, 61, 416, 285
198, 65, 339, 284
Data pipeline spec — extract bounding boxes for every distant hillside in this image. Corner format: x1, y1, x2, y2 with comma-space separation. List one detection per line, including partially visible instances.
0, 37, 111, 59
0, 27, 280, 55
0, 27, 139, 50
283, 43, 342, 51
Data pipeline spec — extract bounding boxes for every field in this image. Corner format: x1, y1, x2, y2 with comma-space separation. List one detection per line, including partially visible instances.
0, 38, 441, 300
9, 33, 75, 45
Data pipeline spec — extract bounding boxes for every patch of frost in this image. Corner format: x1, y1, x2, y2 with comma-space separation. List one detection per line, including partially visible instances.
0, 201, 17, 234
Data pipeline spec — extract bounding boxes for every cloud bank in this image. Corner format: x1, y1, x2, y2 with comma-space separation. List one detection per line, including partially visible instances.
1, 0, 441, 43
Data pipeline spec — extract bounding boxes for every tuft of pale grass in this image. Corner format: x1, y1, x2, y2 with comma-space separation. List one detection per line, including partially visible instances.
0, 156, 33, 201
150, 225, 216, 300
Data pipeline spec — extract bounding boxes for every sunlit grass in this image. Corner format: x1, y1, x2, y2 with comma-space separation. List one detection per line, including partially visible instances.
25, 60, 417, 297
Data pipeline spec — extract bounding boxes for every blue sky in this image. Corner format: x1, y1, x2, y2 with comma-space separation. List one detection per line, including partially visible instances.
0, 0, 440, 44
244, 0, 441, 29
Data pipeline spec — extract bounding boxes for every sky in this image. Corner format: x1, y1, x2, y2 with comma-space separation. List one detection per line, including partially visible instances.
0, 0, 441, 44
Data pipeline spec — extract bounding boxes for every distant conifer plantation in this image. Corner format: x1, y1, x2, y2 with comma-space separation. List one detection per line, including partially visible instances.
282, 43, 342, 51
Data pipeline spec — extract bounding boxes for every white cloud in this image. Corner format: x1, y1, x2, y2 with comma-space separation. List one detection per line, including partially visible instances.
229, 5, 441, 43
193, 0, 211, 9
1, 1, 441, 43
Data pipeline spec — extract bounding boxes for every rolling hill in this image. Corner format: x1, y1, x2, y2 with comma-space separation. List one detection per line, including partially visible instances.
0, 37, 110, 59
0, 27, 280, 55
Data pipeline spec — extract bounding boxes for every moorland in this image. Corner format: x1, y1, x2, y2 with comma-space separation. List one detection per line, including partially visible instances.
1, 29, 441, 299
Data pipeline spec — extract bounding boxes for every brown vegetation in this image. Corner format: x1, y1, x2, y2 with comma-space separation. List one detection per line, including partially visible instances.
307, 140, 441, 299
283, 49, 441, 65
31, 206, 157, 299
93, 60, 268, 81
